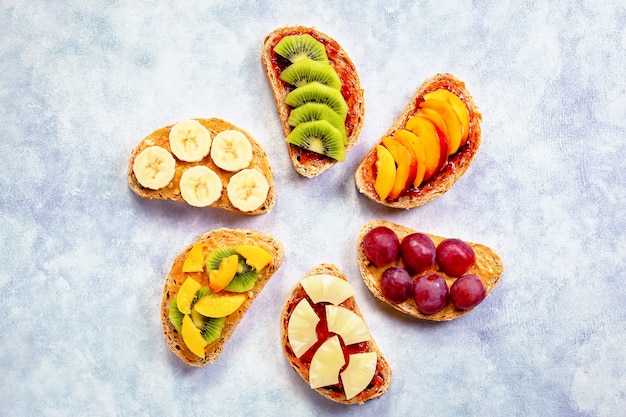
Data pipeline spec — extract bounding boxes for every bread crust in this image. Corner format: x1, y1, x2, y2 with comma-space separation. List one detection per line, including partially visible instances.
357, 220, 503, 321
128, 117, 276, 215
280, 263, 391, 404
354, 73, 482, 208
161, 228, 284, 366
262, 26, 365, 178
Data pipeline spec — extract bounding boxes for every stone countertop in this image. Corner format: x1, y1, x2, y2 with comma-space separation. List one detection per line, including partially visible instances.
1, 1, 624, 416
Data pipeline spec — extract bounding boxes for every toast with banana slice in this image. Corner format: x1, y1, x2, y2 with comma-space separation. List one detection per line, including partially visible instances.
162, 228, 284, 366
355, 73, 482, 208
262, 26, 365, 178
280, 263, 391, 404
128, 118, 276, 215
356, 219, 503, 321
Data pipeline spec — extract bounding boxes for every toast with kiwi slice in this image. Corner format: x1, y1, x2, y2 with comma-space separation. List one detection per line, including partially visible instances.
280, 263, 391, 404
262, 26, 365, 178
354, 73, 482, 208
162, 228, 284, 366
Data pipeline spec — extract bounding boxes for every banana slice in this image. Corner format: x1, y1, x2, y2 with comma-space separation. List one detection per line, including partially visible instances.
210, 130, 253, 172
132, 146, 176, 190
226, 168, 270, 212
179, 165, 223, 207
169, 119, 212, 162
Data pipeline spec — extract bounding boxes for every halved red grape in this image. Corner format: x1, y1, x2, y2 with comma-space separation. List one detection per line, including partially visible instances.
362, 226, 400, 267
380, 266, 413, 304
436, 238, 476, 277
449, 274, 486, 310
412, 273, 448, 315
400, 233, 436, 276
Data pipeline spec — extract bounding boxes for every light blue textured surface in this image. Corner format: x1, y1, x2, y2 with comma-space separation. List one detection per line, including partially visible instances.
1, 1, 625, 416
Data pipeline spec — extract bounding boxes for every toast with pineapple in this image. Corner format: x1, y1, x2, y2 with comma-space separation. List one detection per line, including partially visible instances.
357, 219, 503, 321
355, 73, 482, 208
162, 228, 284, 366
280, 263, 391, 404
128, 117, 276, 215
262, 26, 365, 177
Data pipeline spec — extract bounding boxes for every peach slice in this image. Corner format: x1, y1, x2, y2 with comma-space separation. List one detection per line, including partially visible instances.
415, 108, 448, 139
194, 292, 247, 318
182, 244, 205, 273
381, 136, 417, 200
235, 245, 273, 272
208, 254, 239, 292
182, 314, 207, 359
405, 116, 448, 182
419, 98, 462, 155
177, 277, 202, 315
423, 89, 469, 145
394, 129, 427, 188
373, 144, 396, 200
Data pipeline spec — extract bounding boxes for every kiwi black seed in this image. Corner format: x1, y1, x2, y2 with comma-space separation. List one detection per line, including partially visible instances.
199, 316, 225, 345
280, 58, 342, 90
274, 34, 328, 63
285, 82, 348, 117
286, 120, 346, 162
205, 247, 259, 293
288, 102, 348, 145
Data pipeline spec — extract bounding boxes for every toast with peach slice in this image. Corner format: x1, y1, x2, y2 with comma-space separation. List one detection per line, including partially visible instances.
355, 73, 482, 208
280, 263, 391, 404
162, 228, 284, 366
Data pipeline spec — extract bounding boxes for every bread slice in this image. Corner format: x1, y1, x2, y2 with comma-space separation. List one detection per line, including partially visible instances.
354, 73, 482, 208
161, 228, 284, 366
262, 26, 365, 178
280, 263, 391, 404
357, 219, 503, 321
128, 117, 276, 215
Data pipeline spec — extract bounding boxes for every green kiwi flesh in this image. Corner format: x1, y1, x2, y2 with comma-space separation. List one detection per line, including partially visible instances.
285, 82, 348, 117
286, 120, 346, 162
205, 247, 259, 293
168, 288, 225, 345
274, 34, 328, 63
280, 58, 342, 89
288, 102, 348, 145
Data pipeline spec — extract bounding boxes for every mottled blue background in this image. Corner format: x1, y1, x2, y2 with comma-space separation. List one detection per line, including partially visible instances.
1, 1, 624, 416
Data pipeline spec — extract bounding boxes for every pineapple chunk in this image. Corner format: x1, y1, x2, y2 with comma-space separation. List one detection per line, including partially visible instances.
181, 314, 207, 359
325, 305, 371, 346
309, 336, 345, 389
340, 352, 377, 400
287, 299, 320, 358
300, 274, 354, 305
176, 277, 201, 315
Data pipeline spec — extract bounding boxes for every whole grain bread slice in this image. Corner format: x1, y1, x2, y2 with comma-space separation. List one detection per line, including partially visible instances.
262, 26, 365, 178
354, 73, 482, 209
161, 228, 284, 366
280, 263, 391, 404
357, 219, 503, 321
128, 117, 276, 215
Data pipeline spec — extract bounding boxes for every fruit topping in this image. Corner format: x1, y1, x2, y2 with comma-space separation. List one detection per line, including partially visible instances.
412, 273, 449, 315
208, 254, 239, 292
179, 165, 222, 207
182, 314, 208, 359
436, 238, 476, 277
400, 233, 436, 276
226, 168, 270, 213
325, 305, 371, 345
235, 245, 273, 271
274, 34, 329, 63
300, 274, 354, 305
193, 292, 246, 318
362, 226, 400, 268
309, 336, 345, 389
373, 144, 396, 200
449, 274, 486, 310
287, 298, 320, 358
210, 129, 254, 172
132, 146, 176, 190
286, 120, 346, 162
341, 352, 378, 400
182, 243, 205, 273
168, 119, 212, 162
176, 277, 202, 315
380, 266, 413, 304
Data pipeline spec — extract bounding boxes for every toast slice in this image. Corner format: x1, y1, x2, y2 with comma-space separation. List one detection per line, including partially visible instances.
355, 73, 482, 208
357, 220, 503, 321
128, 117, 276, 215
280, 263, 391, 404
161, 228, 284, 366
262, 26, 365, 178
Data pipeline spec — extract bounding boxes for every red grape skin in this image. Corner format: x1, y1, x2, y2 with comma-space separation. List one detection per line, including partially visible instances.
400, 233, 436, 276
436, 238, 476, 278
363, 226, 400, 267
412, 273, 449, 315
380, 266, 413, 304
450, 274, 486, 310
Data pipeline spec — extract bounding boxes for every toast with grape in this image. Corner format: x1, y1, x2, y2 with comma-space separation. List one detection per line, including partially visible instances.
280, 263, 391, 404
262, 26, 365, 177
357, 220, 503, 321
162, 228, 284, 366
354, 73, 482, 208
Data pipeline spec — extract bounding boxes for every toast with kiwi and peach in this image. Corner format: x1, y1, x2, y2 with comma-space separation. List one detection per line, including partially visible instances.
262, 26, 365, 178
280, 263, 391, 404
357, 219, 503, 321
162, 228, 284, 366
355, 73, 482, 208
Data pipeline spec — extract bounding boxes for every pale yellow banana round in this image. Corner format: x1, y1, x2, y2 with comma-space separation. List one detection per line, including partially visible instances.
169, 119, 212, 162
133, 146, 176, 190
210, 129, 253, 172
226, 168, 269, 212
179, 165, 223, 207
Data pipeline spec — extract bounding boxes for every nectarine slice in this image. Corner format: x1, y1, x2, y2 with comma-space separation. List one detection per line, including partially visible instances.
415, 108, 448, 138
374, 144, 396, 200
405, 116, 448, 182
394, 129, 427, 188
423, 89, 469, 145
382, 136, 417, 200
419, 98, 463, 155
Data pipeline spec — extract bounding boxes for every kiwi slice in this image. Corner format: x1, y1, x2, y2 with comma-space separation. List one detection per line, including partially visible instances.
288, 102, 348, 145
205, 247, 259, 293
285, 82, 348, 117
168, 297, 185, 333
274, 34, 328, 63
286, 120, 346, 162
280, 58, 342, 90
199, 316, 225, 345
